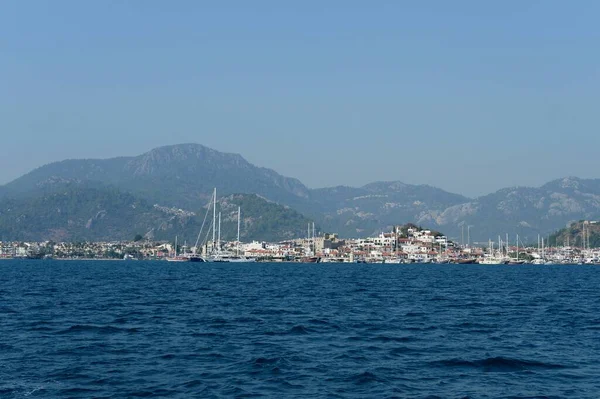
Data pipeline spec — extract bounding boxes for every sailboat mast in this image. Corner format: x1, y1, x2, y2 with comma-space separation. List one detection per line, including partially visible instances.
308, 223, 310, 252
313, 222, 316, 254
212, 188, 217, 250
175, 235, 178, 257
218, 212, 221, 251
467, 226, 470, 248
498, 235, 501, 257
542, 237, 544, 259
237, 207, 241, 256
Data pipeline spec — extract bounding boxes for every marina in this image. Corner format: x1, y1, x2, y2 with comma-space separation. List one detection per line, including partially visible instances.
3, 223, 600, 265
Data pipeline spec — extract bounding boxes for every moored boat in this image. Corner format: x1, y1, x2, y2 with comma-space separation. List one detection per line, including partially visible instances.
166, 256, 190, 262
166, 236, 190, 262
456, 258, 477, 264
301, 256, 321, 263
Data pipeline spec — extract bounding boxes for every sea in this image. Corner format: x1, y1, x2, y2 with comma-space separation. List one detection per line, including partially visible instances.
1, 260, 600, 398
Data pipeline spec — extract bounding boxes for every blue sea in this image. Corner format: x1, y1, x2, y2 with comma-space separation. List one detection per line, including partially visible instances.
1, 260, 600, 398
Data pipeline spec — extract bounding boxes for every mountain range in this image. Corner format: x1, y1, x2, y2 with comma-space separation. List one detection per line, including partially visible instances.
2, 143, 599, 243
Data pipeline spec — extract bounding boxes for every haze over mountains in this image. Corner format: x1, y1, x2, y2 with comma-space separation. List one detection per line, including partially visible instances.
2, 143, 599, 243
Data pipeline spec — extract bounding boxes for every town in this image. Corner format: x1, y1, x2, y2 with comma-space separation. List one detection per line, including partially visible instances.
1, 223, 599, 264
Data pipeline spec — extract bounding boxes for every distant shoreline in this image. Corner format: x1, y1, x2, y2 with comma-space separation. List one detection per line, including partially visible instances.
0, 257, 131, 261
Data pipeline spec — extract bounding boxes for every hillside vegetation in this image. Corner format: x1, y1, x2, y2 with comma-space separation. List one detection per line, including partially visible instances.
3, 144, 600, 241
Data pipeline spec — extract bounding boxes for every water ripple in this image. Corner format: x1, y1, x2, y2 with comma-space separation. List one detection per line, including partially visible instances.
1, 260, 600, 398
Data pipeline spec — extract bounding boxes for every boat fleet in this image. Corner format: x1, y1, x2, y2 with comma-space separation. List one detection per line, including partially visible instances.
163, 191, 598, 265
166, 188, 255, 263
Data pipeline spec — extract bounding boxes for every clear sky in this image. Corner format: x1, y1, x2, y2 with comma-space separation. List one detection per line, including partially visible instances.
2, 1, 599, 197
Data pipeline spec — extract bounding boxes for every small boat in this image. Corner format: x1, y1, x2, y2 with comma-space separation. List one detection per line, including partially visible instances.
479, 256, 508, 265
478, 239, 509, 264
320, 257, 347, 263
166, 236, 190, 262
208, 254, 256, 263
166, 256, 189, 262
186, 255, 206, 262
301, 256, 321, 263
456, 258, 477, 264
383, 257, 403, 264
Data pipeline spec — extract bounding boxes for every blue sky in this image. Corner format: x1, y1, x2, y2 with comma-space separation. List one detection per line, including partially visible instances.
2, 1, 599, 197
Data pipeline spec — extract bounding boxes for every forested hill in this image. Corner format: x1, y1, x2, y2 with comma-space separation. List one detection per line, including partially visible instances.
4, 144, 600, 241
549, 220, 600, 248
0, 187, 312, 243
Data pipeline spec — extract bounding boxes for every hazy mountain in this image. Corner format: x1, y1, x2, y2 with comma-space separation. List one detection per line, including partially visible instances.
311, 177, 600, 243
311, 182, 469, 237
418, 177, 600, 243
3, 144, 600, 243
309, 178, 600, 241
2, 144, 310, 209
0, 186, 311, 242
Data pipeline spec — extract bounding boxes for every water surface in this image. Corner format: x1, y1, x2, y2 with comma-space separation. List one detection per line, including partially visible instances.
1, 260, 600, 398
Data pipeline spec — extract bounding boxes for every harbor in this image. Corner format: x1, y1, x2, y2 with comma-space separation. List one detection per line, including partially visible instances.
3, 221, 600, 264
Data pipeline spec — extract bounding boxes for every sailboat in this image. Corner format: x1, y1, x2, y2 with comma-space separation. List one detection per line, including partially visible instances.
204, 193, 256, 263
479, 239, 508, 264
166, 236, 190, 262
507, 234, 525, 264
220, 206, 256, 262
301, 222, 321, 263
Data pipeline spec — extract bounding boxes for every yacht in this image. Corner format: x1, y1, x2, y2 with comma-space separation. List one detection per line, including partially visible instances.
479, 256, 507, 265
166, 236, 190, 262
479, 239, 509, 264
203, 198, 256, 263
